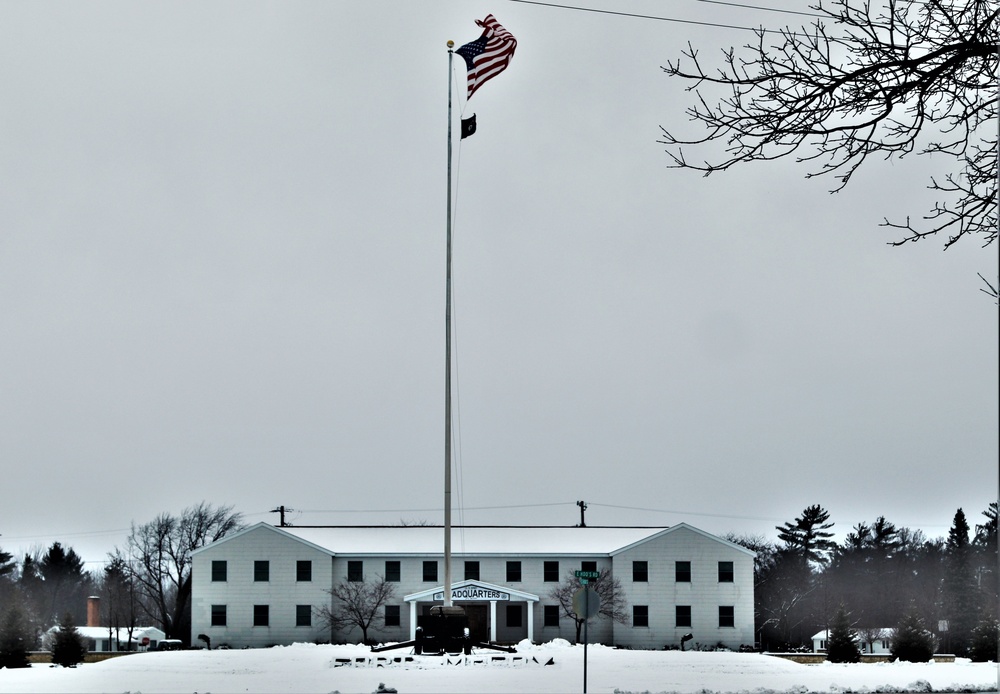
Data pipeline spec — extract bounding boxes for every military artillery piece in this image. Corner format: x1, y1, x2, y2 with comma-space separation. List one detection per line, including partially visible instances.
371, 605, 516, 656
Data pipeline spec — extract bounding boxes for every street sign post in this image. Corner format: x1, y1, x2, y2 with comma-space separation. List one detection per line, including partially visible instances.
573, 571, 602, 693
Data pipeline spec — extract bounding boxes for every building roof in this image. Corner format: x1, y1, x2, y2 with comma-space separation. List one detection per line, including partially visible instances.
280, 524, 670, 556
194, 521, 755, 558
48, 626, 165, 642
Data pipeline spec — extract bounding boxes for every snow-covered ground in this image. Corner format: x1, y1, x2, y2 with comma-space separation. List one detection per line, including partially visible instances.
2, 640, 998, 693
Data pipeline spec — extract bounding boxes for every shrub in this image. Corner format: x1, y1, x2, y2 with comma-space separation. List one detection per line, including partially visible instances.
968, 618, 999, 662
51, 612, 87, 668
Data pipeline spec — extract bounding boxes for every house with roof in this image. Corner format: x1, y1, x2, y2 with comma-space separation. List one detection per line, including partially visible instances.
190, 521, 755, 650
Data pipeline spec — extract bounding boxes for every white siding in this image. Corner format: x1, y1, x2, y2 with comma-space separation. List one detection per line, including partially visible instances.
611, 526, 755, 649
191, 525, 333, 648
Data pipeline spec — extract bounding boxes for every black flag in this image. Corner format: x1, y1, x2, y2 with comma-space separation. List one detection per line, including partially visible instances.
461, 114, 477, 139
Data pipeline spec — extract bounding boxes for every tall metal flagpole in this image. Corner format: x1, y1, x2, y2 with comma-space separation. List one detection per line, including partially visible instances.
444, 40, 455, 609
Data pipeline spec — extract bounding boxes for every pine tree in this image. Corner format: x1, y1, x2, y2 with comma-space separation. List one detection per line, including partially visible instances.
968, 617, 999, 663
825, 605, 860, 663
891, 607, 936, 662
943, 508, 978, 656
0, 604, 32, 669
51, 612, 87, 667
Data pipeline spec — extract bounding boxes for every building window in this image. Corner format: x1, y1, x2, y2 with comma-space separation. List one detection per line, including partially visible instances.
544, 605, 560, 627
296, 605, 311, 627
506, 561, 522, 583
633, 605, 649, 628
581, 561, 597, 573
675, 561, 691, 582
385, 605, 401, 627
253, 604, 269, 627
385, 561, 401, 582
211, 604, 227, 627
506, 604, 522, 628
297, 560, 312, 582
211, 560, 227, 582
676, 605, 692, 628
718, 561, 734, 583
254, 560, 269, 582
347, 560, 363, 582
465, 561, 480, 581
423, 560, 438, 582
719, 605, 735, 628
633, 561, 648, 582
544, 561, 559, 582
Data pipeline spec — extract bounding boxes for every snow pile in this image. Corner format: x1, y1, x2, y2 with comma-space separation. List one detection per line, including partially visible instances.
0, 641, 996, 693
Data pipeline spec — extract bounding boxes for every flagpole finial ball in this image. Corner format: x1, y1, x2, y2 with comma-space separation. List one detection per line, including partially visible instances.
447, 40, 454, 48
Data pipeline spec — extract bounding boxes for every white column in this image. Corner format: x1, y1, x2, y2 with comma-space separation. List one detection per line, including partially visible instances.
489, 601, 497, 642
409, 601, 418, 640
526, 601, 534, 644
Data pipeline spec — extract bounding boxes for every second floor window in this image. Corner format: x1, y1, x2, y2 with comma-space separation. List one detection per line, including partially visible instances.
675, 561, 691, 582
254, 561, 269, 582
347, 561, 363, 582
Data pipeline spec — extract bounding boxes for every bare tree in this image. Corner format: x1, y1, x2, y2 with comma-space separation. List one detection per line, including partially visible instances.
856, 625, 888, 654
124, 502, 243, 643
315, 576, 396, 645
550, 568, 628, 644
660, 0, 998, 250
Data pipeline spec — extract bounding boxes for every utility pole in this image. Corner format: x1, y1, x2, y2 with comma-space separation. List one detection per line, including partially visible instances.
269, 506, 293, 527
577, 500, 588, 527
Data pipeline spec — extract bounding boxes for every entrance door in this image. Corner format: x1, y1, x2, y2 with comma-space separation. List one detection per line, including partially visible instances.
463, 604, 489, 643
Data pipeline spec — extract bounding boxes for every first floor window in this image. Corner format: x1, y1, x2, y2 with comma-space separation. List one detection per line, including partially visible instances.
296, 604, 311, 627
719, 605, 735, 628
633, 605, 649, 628
347, 560, 363, 582
676, 605, 692, 628
385, 560, 401, 582
633, 560, 648, 582
465, 560, 480, 581
211, 560, 227, 582
506, 604, 523, 628
506, 561, 522, 582
385, 604, 401, 627
253, 604, 269, 627
543, 605, 560, 627
254, 560, 269, 582
423, 560, 438, 582
718, 561, 734, 583
544, 561, 559, 582
297, 560, 312, 582
211, 604, 227, 627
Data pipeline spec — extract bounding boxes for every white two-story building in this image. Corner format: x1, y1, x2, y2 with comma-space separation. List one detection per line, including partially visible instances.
190, 521, 754, 650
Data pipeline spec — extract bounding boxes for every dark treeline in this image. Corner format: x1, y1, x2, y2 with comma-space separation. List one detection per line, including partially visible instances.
0, 502, 243, 656
726, 504, 999, 656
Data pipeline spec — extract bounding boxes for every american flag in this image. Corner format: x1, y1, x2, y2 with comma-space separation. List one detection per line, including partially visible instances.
455, 15, 517, 100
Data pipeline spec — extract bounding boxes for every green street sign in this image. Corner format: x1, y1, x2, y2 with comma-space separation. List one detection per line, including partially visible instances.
575, 570, 600, 580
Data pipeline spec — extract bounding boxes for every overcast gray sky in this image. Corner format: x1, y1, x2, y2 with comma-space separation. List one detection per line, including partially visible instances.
1, 1, 996, 569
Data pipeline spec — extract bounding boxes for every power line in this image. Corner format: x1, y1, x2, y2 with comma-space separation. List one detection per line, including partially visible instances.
506, 0, 827, 34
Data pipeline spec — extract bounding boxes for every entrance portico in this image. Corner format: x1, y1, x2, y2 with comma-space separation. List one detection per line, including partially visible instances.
403, 579, 540, 643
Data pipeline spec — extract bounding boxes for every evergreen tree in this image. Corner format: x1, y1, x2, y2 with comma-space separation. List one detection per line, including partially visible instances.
51, 612, 87, 667
0, 547, 15, 579
37, 543, 90, 627
943, 508, 977, 656
776, 505, 837, 568
825, 605, 860, 663
891, 607, 936, 662
968, 617, 999, 663
0, 604, 32, 669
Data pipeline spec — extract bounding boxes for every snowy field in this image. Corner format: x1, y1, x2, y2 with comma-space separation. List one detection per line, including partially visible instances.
2, 640, 998, 694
